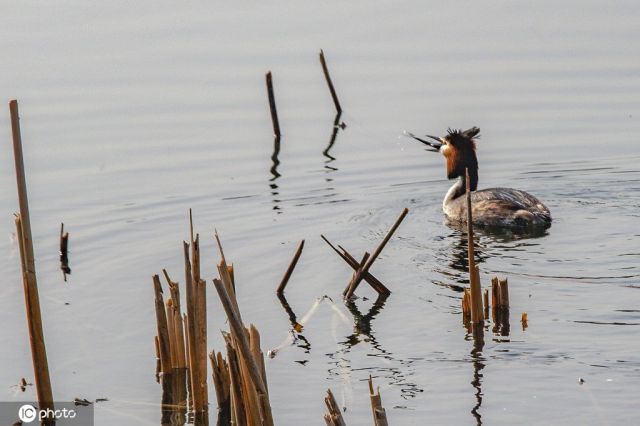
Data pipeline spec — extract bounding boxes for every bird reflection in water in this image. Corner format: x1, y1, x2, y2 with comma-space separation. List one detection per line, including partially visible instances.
435, 224, 548, 293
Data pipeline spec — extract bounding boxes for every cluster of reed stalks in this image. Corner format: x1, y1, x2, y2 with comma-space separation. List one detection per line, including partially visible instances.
150, 214, 274, 425
151, 213, 208, 423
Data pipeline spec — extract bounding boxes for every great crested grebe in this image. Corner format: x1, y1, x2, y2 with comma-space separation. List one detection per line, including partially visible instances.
407, 127, 551, 228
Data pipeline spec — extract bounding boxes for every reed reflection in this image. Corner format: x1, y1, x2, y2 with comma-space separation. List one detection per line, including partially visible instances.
277, 293, 312, 355
343, 293, 388, 348
469, 341, 486, 426
326, 294, 423, 399
323, 112, 345, 164
269, 135, 282, 212
159, 368, 189, 426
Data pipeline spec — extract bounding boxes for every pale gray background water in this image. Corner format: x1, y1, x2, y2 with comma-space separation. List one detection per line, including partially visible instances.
1, 2, 639, 425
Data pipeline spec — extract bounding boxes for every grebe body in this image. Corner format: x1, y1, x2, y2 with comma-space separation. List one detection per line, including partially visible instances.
407, 127, 551, 229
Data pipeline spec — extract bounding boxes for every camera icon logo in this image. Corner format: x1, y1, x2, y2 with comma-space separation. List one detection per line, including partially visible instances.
18, 404, 37, 423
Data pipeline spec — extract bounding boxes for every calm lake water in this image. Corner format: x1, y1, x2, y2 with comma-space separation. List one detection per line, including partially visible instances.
1, 2, 639, 425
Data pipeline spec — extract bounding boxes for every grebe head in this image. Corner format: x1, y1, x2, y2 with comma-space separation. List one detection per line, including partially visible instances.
425, 127, 480, 190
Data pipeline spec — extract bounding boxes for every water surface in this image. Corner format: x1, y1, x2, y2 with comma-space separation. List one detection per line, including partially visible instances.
1, 2, 639, 425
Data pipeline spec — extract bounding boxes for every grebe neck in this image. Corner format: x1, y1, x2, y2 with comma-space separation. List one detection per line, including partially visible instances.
443, 171, 478, 208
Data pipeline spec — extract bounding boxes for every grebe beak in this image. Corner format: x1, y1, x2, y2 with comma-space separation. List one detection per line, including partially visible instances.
404, 131, 443, 152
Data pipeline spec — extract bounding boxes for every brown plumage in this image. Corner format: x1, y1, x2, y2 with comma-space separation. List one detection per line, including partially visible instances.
407, 127, 551, 229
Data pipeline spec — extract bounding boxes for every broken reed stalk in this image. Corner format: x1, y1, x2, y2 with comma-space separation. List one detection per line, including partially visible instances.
461, 288, 471, 320
182, 242, 199, 411
265, 71, 281, 138
276, 240, 305, 295
196, 280, 208, 409
319, 49, 342, 114
163, 269, 187, 368
368, 376, 389, 426
320, 235, 389, 295
213, 275, 274, 425
190, 228, 209, 413
499, 278, 509, 310
153, 275, 172, 375
465, 168, 484, 324
323, 389, 346, 426
211, 235, 273, 425
345, 207, 409, 298
491, 277, 511, 335
210, 350, 231, 423
338, 246, 389, 296
183, 238, 208, 413
10, 100, 55, 414
491, 277, 510, 311
213, 279, 268, 396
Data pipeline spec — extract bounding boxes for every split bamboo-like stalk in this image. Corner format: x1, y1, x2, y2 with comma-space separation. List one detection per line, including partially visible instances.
164, 269, 187, 368
491, 276, 511, 335
183, 241, 203, 413
491, 277, 510, 311
10, 99, 54, 415
461, 288, 471, 319
491, 277, 499, 310
319, 49, 342, 114
210, 350, 231, 423
265, 71, 281, 138
276, 240, 305, 295
184, 222, 208, 413
166, 298, 177, 368
345, 207, 409, 298
195, 277, 208, 409
498, 278, 509, 310
324, 389, 346, 426
368, 376, 389, 426
211, 235, 274, 425
225, 338, 246, 426
465, 168, 484, 324
153, 275, 172, 375
212, 275, 274, 425
213, 278, 268, 397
